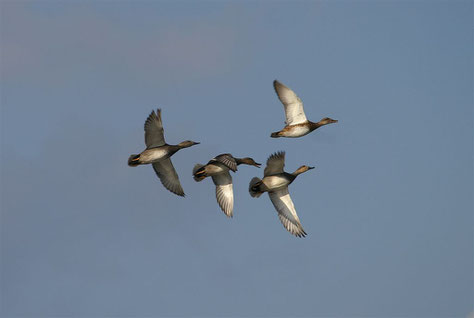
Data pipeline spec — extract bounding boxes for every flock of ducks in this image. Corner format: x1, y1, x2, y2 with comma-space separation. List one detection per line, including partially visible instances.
128, 80, 337, 237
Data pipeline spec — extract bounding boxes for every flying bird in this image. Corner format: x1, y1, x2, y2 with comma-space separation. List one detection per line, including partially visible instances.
249, 151, 314, 237
193, 154, 261, 217
128, 109, 199, 197
271, 80, 338, 138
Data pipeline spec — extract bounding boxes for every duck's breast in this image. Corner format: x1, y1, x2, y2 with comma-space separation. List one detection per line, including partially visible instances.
140, 148, 169, 163
281, 124, 311, 137
205, 163, 228, 176
262, 175, 290, 190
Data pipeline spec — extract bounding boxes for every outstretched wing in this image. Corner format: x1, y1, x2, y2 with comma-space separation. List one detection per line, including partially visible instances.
144, 109, 165, 148
273, 80, 307, 125
152, 158, 185, 196
268, 188, 306, 238
212, 171, 234, 217
264, 151, 285, 177
211, 154, 238, 172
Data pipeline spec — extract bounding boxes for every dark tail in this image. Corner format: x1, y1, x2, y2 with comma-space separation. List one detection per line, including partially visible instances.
128, 154, 140, 166
249, 177, 264, 198
192, 164, 206, 182
270, 131, 281, 138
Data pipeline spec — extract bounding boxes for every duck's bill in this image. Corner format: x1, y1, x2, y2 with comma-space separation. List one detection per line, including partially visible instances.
254, 162, 262, 167
329, 119, 338, 123
308, 166, 315, 170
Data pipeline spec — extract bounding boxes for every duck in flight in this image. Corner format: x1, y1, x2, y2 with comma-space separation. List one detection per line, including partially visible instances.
271, 80, 338, 138
128, 109, 199, 197
193, 154, 261, 217
249, 151, 314, 237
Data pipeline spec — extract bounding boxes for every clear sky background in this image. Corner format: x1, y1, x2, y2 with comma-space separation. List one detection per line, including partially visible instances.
1, 1, 472, 317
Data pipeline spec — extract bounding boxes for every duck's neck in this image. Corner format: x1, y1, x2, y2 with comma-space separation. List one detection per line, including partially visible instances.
309, 120, 323, 131
285, 172, 298, 182
291, 167, 308, 177
167, 145, 181, 156
291, 171, 302, 178
236, 158, 253, 166
175, 141, 194, 150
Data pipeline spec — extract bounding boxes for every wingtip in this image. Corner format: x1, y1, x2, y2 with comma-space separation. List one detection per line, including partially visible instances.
172, 189, 185, 197
294, 231, 306, 238
168, 190, 185, 197
268, 150, 285, 160
273, 79, 280, 90
273, 79, 286, 88
220, 205, 233, 218
298, 229, 307, 238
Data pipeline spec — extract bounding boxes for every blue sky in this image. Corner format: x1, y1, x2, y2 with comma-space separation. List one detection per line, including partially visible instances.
1, 1, 472, 317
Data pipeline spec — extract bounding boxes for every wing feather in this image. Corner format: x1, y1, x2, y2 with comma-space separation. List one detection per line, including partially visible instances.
273, 80, 307, 125
268, 188, 306, 237
152, 158, 185, 196
144, 109, 165, 148
264, 151, 285, 177
211, 154, 238, 172
212, 172, 234, 217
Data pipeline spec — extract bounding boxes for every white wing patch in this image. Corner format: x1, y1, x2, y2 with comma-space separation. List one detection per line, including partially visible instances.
273, 80, 308, 125
212, 172, 234, 218
268, 188, 306, 237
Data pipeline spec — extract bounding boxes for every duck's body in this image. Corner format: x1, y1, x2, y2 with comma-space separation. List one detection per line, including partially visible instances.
271, 120, 337, 138
131, 145, 176, 164
255, 173, 295, 191
128, 109, 199, 197
270, 80, 337, 138
193, 154, 260, 217
272, 123, 312, 138
195, 161, 228, 176
249, 151, 314, 237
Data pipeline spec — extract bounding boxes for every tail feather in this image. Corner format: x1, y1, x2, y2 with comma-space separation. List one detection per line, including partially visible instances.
128, 154, 140, 166
270, 131, 281, 138
249, 177, 263, 198
193, 164, 206, 182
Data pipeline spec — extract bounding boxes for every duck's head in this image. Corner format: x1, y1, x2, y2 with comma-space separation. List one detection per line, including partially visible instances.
178, 140, 200, 148
319, 117, 338, 125
238, 157, 261, 168
294, 165, 315, 175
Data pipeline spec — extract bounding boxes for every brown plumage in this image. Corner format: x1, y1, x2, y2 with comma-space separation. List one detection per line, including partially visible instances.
128, 109, 199, 197
270, 80, 338, 138
249, 151, 314, 237
193, 154, 260, 217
